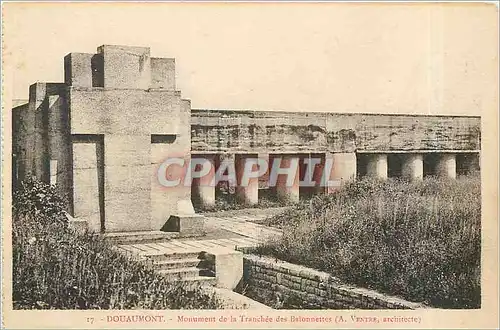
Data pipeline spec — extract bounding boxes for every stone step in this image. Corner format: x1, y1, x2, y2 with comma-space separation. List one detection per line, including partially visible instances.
153, 258, 202, 270
145, 250, 205, 262
158, 267, 204, 280
103, 231, 180, 245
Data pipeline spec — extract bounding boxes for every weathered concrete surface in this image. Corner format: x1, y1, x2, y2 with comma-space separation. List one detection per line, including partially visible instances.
271, 155, 300, 203
206, 249, 244, 290
98, 45, 151, 89
162, 214, 205, 237
235, 154, 260, 206
151, 99, 192, 231
436, 153, 456, 179
12, 83, 74, 211
191, 110, 481, 154
14, 45, 193, 233
64, 53, 94, 88
65, 46, 192, 232
72, 140, 102, 232
191, 154, 216, 208
329, 152, 357, 190
402, 154, 424, 181
366, 154, 388, 179
150, 57, 176, 90
12, 103, 30, 185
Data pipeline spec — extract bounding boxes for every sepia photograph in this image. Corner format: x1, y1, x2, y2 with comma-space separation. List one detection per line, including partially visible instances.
1, 1, 498, 329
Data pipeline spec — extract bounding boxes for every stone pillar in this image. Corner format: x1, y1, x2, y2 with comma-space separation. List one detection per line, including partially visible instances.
298, 153, 326, 195
271, 155, 300, 203
325, 152, 357, 192
436, 153, 456, 179
235, 154, 260, 206
191, 155, 216, 208
402, 154, 423, 180
366, 154, 388, 179
313, 155, 327, 194
50, 160, 58, 185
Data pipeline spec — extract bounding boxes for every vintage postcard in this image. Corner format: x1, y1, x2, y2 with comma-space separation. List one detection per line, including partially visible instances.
1, 1, 498, 329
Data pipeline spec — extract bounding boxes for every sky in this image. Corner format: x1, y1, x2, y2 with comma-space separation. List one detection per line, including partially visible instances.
2, 2, 498, 116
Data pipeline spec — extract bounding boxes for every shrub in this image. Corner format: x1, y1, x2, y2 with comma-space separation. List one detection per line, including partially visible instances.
257, 175, 481, 309
12, 178, 221, 309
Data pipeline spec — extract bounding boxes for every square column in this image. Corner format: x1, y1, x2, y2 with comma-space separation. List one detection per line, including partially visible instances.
366, 154, 388, 180
402, 154, 423, 181
325, 152, 357, 193
270, 154, 300, 203
436, 153, 456, 179
235, 154, 260, 206
299, 153, 326, 196
313, 154, 327, 194
191, 155, 216, 208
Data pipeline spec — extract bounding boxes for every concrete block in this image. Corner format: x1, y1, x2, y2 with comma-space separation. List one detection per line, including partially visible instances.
151, 58, 175, 90
271, 154, 300, 203
104, 193, 151, 232
104, 165, 150, 193
72, 143, 101, 232
64, 53, 94, 87
97, 45, 151, 89
161, 214, 205, 236
65, 212, 88, 234
436, 153, 456, 179
150, 184, 190, 231
177, 199, 196, 215
402, 154, 424, 180
69, 89, 184, 136
104, 135, 150, 167
366, 153, 388, 179
328, 152, 357, 190
49, 160, 58, 185
235, 154, 260, 206
206, 249, 244, 290
191, 155, 216, 208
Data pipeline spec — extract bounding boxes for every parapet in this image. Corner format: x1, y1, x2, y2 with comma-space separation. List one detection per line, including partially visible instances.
64, 45, 175, 90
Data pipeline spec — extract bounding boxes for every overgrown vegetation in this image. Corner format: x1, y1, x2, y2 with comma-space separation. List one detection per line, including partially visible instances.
12, 178, 221, 309
255, 175, 481, 309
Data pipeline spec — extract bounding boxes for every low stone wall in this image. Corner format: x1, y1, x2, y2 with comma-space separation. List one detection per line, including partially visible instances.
242, 254, 426, 310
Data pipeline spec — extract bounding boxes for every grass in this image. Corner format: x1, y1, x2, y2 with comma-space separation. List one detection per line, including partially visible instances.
12, 179, 221, 310
255, 174, 481, 309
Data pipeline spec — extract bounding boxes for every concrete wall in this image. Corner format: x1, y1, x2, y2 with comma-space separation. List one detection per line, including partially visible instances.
72, 135, 102, 232
191, 110, 480, 154
12, 103, 30, 186
68, 88, 191, 232
47, 92, 74, 213
243, 254, 426, 310
12, 83, 74, 211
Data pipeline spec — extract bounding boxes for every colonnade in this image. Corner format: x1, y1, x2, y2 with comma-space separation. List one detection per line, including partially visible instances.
191, 152, 479, 207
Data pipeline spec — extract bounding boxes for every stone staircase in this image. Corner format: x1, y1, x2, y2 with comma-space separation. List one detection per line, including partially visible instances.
104, 231, 180, 245
141, 249, 217, 287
